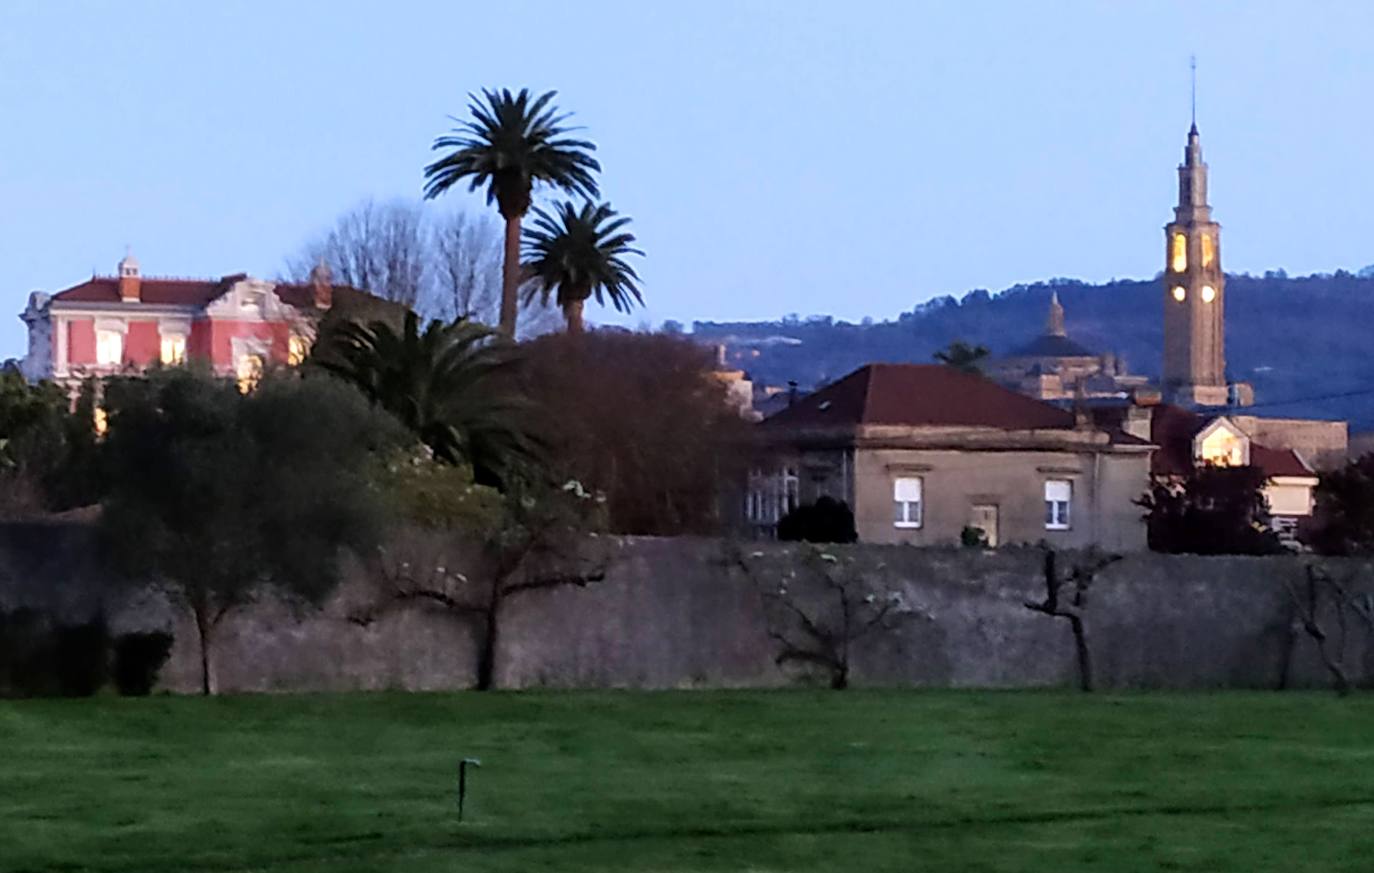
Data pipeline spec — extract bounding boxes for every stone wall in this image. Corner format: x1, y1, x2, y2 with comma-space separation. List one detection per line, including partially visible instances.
2, 522, 1371, 693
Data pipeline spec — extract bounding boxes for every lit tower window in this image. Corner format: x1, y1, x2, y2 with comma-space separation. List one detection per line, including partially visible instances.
1201, 233, 1215, 267
1171, 233, 1187, 272
1201, 285, 1216, 303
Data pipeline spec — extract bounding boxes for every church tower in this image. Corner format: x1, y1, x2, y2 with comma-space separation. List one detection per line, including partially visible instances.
1162, 122, 1229, 407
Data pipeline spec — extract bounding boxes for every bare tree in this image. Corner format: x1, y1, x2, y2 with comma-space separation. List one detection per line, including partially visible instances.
1282, 564, 1374, 696
1024, 549, 1121, 693
286, 199, 428, 309
432, 210, 501, 323
729, 544, 927, 689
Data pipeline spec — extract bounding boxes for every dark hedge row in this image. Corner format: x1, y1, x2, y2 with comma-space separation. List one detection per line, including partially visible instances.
0, 609, 172, 697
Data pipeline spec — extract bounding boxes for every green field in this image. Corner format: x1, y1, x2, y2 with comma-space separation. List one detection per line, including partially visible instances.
3, 691, 1374, 872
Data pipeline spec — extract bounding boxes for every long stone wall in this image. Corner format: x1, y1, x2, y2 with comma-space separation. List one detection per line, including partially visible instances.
2, 522, 1371, 693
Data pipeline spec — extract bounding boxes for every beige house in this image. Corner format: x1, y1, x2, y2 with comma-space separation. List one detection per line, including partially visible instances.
747, 364, 1154, 551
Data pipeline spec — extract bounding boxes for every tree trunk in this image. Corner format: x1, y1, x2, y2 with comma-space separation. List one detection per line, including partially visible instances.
475, 603, 500, 691
1068, 614, 1093, 693
499, 214, 521, 339
193, 607, 212, 696
831, 663, 849, 690
563, 299, 585, 335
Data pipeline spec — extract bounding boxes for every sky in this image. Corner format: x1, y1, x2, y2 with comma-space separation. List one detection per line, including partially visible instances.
3, 1, 1374, 359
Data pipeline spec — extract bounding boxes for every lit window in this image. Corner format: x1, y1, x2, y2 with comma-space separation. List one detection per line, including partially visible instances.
288, 335, 309, 366
893, 477, 923, 528
93, 407, 108, 437
1172, 286, 1186, 302
1045, 479, 1072, 530
1201, 233, 1215, 267
236, 353, 264, 393
1201, 284, 1216, 303
160, 335, 186, 365
95, 329, 124, 366
1199, 428, 1245, 467
1171, 233, 1187, 272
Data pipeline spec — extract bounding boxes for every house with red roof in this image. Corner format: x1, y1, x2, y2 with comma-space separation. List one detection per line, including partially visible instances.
749, 363, 1155, 550
18, 252, 373, 388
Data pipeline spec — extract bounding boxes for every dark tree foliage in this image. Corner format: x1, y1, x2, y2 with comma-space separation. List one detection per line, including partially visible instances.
777, 497, 857, 544
1300, 454, 1374, 556
1136, 465, 1284, 555
112, 631, 175, 696
98, 369, 405, 694
0, 365, 101, 514
520, 331, 752, 536
932, 339, 990, 374
424, 88, 601, 339
522, 200, 643, 334
54, 615, 109, 697
317, 312, 540, 488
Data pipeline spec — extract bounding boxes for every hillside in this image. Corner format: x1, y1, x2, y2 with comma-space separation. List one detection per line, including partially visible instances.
692, 271, 1374, 431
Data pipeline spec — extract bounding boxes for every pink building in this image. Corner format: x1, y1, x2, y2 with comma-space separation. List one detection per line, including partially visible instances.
20, 253, 354, 387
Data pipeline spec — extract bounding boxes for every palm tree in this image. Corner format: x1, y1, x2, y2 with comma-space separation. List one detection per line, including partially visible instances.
933, 340, 990, 374
318, 311, 540, 486
521, 201, 643, 334
423, 88, 600, 340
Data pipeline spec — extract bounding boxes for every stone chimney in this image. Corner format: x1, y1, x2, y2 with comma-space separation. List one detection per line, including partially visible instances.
117, 249, 141, 302
310, 259, 333, 309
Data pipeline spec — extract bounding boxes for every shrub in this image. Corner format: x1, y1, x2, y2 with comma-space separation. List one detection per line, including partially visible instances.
778, 497, 858, 544
112, 631, 174, 696
54, 615, 109, 697
0, 608, 56, 697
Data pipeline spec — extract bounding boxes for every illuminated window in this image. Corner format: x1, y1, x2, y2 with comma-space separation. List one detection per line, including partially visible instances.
1045, 479, 1072, 530
1202, 233, 1215, 267
93, 407, 108, 437
1171, 233, 1187, 272
160, 335, 186, 365
1201, 284, 1216, 303
95, 329, 124, 366
236, 353, 264, 393
1199, 428, 1245, 467
893, 477, 923, 528
288, 334, 309, 366
1172, 286, 1186, 302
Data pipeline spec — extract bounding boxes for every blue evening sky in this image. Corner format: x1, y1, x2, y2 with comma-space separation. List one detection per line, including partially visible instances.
3, 1, 1372, 358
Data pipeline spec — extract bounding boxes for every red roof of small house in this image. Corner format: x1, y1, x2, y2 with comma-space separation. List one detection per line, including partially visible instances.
51, 276, 234, 306
1148, 403, 1314, 478
764, 364, 1081, 431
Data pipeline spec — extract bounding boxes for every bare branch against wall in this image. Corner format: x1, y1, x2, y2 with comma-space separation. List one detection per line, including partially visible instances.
1024, 549, 1121, 693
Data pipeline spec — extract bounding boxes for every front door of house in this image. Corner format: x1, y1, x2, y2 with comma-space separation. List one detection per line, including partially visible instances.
971, 504, 999, 547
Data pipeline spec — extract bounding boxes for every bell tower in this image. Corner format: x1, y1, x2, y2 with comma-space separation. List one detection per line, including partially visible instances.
1162, 119, 1228, 406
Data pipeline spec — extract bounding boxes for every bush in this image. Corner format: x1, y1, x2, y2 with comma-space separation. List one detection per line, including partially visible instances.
112, 631, 174, 696
54, 615, 109, 697
778, 498, 858, 544
0, 608, 57, 697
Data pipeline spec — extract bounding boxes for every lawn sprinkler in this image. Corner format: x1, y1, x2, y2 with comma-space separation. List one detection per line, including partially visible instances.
458, 758, 481, 821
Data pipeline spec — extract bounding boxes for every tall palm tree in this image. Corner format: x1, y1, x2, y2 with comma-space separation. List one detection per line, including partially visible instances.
318, 311, 540, 486
423, 88, 600, 340
521, 201, 644, 334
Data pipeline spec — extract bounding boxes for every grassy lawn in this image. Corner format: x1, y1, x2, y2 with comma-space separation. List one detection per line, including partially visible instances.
2, 691, 1374, 872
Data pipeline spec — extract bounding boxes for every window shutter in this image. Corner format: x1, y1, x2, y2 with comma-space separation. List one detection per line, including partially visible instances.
1045, 479, 1072, 503
893, 477, 922, 502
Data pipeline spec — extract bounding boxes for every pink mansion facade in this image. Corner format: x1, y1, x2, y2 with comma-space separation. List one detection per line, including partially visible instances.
20, 253, 349, 387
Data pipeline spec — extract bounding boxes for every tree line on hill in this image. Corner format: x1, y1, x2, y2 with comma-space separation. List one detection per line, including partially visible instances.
693, 269, 1374, 430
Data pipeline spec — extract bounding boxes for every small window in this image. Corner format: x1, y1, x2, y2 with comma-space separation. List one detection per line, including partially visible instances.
287, 335, 309, 366
160, 335, 186, 365
95, 329, 124, 366
1045, 479, 1072, 530
893, 477, 923, 529
236, 353, 264, 393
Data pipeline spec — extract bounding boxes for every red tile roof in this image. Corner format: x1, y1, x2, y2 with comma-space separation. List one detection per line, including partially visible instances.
764, 364, 1079, 431
1148, 403, 1314, 478
51, 276, 232, 306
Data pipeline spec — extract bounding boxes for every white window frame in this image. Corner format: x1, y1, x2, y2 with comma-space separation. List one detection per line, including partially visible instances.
1045, 479, 1072, 531
893, 477, 923, 529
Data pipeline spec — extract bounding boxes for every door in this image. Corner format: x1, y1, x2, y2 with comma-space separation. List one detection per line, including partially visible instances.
970, 504, 999, 547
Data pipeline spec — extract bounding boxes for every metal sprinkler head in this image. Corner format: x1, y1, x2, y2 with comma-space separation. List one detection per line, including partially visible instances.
458, 758, 482, 821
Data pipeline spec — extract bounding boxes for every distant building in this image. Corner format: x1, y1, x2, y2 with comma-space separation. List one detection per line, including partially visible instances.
988, 292, 1150, 401
19, 254, 374, 389
746, 364, 1152, 550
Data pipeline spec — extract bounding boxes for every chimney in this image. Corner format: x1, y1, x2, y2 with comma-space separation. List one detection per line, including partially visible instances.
787, 380, 799, 407
715, 343, 728, 369
310, 258, 333, 309
117, 249, 141, 302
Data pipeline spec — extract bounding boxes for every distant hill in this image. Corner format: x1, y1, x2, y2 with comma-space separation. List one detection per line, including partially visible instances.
691, 270, 1374, 431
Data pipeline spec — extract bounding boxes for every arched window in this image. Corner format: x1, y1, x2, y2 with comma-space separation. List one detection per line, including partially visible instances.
1202, 233, 1215, 268
1171, 233, 1187, 272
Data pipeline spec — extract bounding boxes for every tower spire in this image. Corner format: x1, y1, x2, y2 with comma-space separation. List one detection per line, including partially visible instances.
1190, 55, 1197, 131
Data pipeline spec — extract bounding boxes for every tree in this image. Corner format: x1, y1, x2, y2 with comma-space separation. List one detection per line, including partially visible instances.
432, 209, 502, 323
932, 340, 990, 373
424, 88, 601, 339
1300, 454, 1374, 555
729, 544, 926, 690
521, 200, 644, 334
520, 331, 752, 535
98, 369, 404, 694
777, 497, 857, 544
1137, 466, 1284, 555
1023, 549, 1120, 692
286, 199, 428, 309
0, 365, 68, 517
316, 311, 540, 487
353, 466, 607, 691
